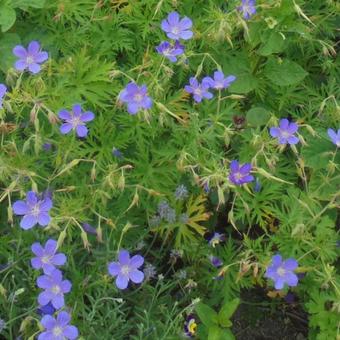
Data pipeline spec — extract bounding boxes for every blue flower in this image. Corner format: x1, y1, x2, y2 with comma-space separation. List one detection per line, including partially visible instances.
156, 41, 185, 62
174, 184, 189, 200
0, 84, 7, 109
203, 71, 236, 90
270, 119, 299, 145
184, 77, 213, 103
161, 12, 193, 40
327, 128, 340, 147
238, 0, 256, 20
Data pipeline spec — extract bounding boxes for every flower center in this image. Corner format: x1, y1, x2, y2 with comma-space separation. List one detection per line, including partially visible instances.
234, 172, 243, 180
70, 116, 82, 128
172, 26, 180, 35
121, 265, 130, 276
31, 204, 40, 216
188, 320, 197, 334
41, 255, 51, 264
134, 93, 143, 103
281, 131, 291, 138
53, 326, 63, 336
52, 285, 61, 294
26, 56, 34, 64
277, 267, 286, 277
193, 88, 202, 96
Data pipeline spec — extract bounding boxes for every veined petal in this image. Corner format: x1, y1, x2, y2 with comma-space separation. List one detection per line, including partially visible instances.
27, 41, 40, 55
129, 270, 144, 284
31, 242, 44, 256
116, 275, 129, 289
63, 325, 79, 339
13, 200, 30, 215
130, 255, 144, 268
20, 214, 38, 230
57, 311, 71, 326
118, 250, 130, 265
13, 45, 27, 58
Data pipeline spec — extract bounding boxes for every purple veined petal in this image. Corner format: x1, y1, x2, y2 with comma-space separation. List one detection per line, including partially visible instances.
230, 160, 239, 172
285, 272, 298, 286
63, 325, 79, 340
116, 274, 129, 289
129, 269, 144, 284
127, 103, 139, 115
269, 127, 280, 138
76, 125, 88, 137
119, 89, 130, 102
142, 97, 153, 110
179, 17, 192, 30
72, 104, 82, 116
51, 294, 65, 309
28, 63, 41, 74
60, 123, 73, 134
193, 94, 202, 103
40, 198, 53, 212
15, 60, 28, 71
57, 311, 71, 326
167, 11, 180, 25
20, 214, 38, 230
130, 255, 144, 268
60, 280, 72, 293
37, 212, 51, 226
225, 75, 236, 83
274, 278, 285, 290
287, 136, 299, 145
242, 175, 254, 183
180, 30, 193, 40
40, 314, 57, 329
271, 254, 282, 266
279, 118, 289, 129
13, 45, 27, 58
287, 122, 298, 134
0, 84, 7, 96
37, 275, 51, 289
12, 200, 30, 215
184, 85, 194, 94
278, 136, 288, 145
31, 257, 43, 270
240, 163, 252, 174
139, 85, 148, 95
214, 71, 224, 81
44, 239, 57, 254
203, 91, 213, 99
38, 332, 54, 340
27, 41, 40, 55
118, 250, 130, 265
189, 77, 198, 87
26, 191, 38, 205
264, 266, 276, 279
283, 258, 298, 271
80, 111, 94, 122
38, 291, 52, 306
125, 82, 139, 93
161, 19, 171, 32
31, 242, 44, 256
35, 51, 48, 63
52, 253, 67, 266
167, 32, 180, 40
51, 268, 63, 282
58, 109, 71, 120
42, 263, 56, 275
108, 262, 121, 276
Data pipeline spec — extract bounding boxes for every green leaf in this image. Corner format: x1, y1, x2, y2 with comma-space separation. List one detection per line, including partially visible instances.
246, 107, 271, 126
196, 302, 218, 328
208, 325, 223, 340
218, 298, 240, 327
258, 32, 285, 56
0, 5, 16, 32
12, 0, 46, 9
0, 33, 21, 72
263, 58, 308, 86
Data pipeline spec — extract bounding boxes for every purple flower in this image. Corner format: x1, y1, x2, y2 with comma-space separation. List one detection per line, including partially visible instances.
82, 223, 97, 235
119, 83, 153, 115
229, 160, 254, 185
156, 41, 185, 62
37, 269, 72, 309
58, 104, 94, 138
184, 77, 213, 103
31, 239, 67, 274
37, 302, 56, 316
208, 232, 225, 247
174, 184, 189, 200
108, 249, 144, 290
13, 41, 48, 74
112, 147, 123, 158
264, 254, 299, 290
42, 143, 52, 151
157, 200, 170, 218
254, 178, 261, 192
270, 119, 299, 145
13, 191, 52, 230
184, 315, 197, 338
38, 311, 78, 340
209, 256, 223, 268
0, 84, 7, 109
203, 71, 236, 90
237, 0, 256, 20
327, 128, 340, 147
161, 12, 193, 40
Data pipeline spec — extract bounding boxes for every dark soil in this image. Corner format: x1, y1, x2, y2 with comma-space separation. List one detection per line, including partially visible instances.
232, 288, 309, 340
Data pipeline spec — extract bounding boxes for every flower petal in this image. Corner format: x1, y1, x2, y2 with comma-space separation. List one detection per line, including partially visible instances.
129, 269, 144, 284
31, 242, 44, 256
279, 118, 289, 129
161, 19, 171, 32
283, 258, 298, 271
179, 17, 192, 30
63, 325, 79, 340
167, 11, 180, 25
180, 30, 193, 40
40, 198, 52, 212
52, 295, 65, 309
58, 109, 71, 120
20, 214, 38, 230
38, 331, 54, 340
72, 104, 82, 116
38, 212, 51, 226
28, 63, 41, 74
127, 103, 139, 115
118, 250, 130, 265
230, 160, 239, 172
108, 262, 120, 276
38, 291, 52, 306
28, 41, 40, 55
35, 51, 48, 63
37, 275, 51, 289
285, 272, 298, 287
274, 278, 285, 290
240, 163, 252, 174
287, 136, 299, 145
31, 257, 43, 270
61, 280, 72, 293
130, 255, 144, 268
57, 311, 71, 326
271, 254, 282, 266
40, 314, 56, 329
76, 125, 88, 137
26, 191, 38, 205
116, 275, 129, 289
15, 60, 27, 71
80, 111, 94, 122
52, 253, 67, 266
12, 200, 30, 215
60, 123, 73, 134
13, 45, 27, 58
269, 127, 280, 138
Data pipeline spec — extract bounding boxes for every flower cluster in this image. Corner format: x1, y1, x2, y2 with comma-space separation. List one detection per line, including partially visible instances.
30, 239, 78, 339
238, 0, 257, 20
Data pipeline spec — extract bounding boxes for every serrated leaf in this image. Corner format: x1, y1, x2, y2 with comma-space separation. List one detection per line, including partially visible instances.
264, 58, 308, 86
246, 107, 271, 126
196, 303, 218, 328
0, 6, 16, 32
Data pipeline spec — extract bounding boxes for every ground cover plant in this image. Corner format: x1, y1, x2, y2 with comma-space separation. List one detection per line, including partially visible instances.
0, 0, 339, 339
